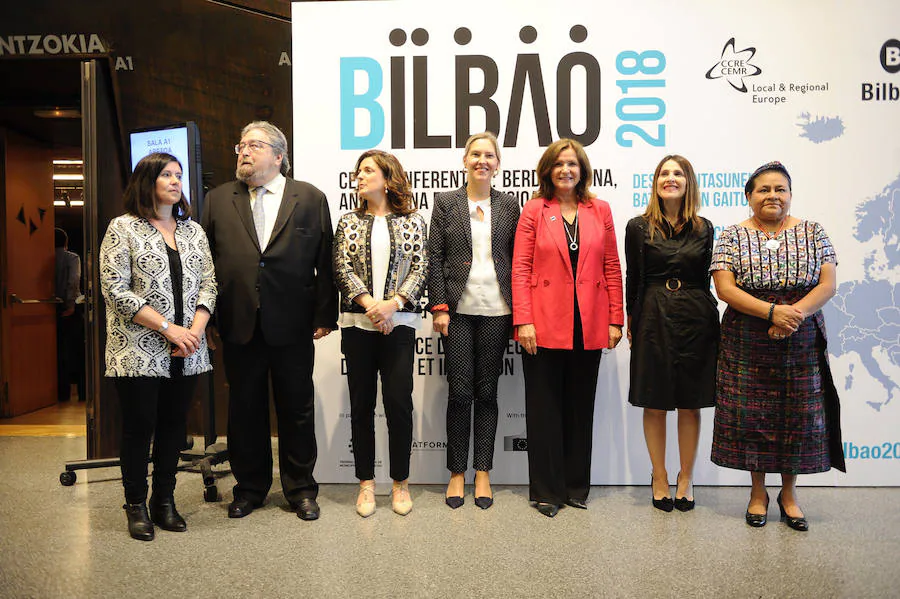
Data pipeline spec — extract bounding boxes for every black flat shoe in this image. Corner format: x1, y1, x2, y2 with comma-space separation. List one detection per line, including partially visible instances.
745, 493, 769, 527
535, 502, 559, 518
123, 503, 155, 541
565, 498, 587, 510
651, 474, 673, 512
474, 496, 493, 510
777, 491, 809, 531
297, 497, 320, 521
149, 496, 187, 532
445, 496, 464, 509
674, 472, 695, 512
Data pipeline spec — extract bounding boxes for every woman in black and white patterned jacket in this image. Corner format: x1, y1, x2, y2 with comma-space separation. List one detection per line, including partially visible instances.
333, 149, 427, 518
99, 152, 216, 541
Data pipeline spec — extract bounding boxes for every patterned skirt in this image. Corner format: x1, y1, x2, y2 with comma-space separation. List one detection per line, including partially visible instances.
711, 288, 845, 474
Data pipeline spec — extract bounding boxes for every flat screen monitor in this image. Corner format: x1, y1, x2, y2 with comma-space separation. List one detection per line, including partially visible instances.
129, 122, 203, 214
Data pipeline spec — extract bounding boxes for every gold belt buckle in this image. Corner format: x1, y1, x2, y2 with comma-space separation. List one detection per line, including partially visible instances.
665, 278, 682, 291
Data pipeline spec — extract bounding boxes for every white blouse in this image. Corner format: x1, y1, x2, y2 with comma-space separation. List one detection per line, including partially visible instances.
456, 198, 511, 316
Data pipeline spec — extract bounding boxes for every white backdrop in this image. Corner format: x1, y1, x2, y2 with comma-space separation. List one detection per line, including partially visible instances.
293, 0, 900, 485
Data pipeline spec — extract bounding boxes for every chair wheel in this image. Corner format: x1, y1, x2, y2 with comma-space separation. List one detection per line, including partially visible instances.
60, 471, 77, 486
204, 485, 219, 502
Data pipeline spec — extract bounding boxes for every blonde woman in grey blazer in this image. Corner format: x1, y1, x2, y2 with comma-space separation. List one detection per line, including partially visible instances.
427, 132, 520, 510
99, 152, 216, 541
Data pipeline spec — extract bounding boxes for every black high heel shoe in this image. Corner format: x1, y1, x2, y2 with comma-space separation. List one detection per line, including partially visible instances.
745, 492, 769, 527
674, 471, 695, 512
651, 474, 673, 512
777, 491, 809, 531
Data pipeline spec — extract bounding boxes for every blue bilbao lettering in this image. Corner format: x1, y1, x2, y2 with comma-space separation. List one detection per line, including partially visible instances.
340, 57, 385, 149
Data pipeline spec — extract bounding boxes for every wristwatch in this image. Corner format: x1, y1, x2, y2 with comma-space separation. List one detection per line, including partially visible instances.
393, 296, 405, 310
158, 319, 170, 333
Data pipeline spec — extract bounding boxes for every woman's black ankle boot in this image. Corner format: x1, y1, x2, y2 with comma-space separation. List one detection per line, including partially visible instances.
123, 502, 155, 541
149, 495, 187, 532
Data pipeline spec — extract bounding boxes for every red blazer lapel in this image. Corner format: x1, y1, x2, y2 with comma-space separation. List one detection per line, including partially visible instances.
575, 200, 596, 276
542, 200, 572, 280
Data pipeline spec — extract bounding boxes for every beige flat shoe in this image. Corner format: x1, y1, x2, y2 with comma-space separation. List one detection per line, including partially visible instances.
391, 481, 413, 516
356, 481, 376, 518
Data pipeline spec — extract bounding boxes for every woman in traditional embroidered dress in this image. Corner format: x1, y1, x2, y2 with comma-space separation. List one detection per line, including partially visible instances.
710, 161, 845, 531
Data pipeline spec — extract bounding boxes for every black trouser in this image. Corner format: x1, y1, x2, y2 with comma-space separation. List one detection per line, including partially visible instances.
444, 313, 511, 473
223, 319, 318, 506
522, 346, 602, 505
57, 311, 84, 402
340, 325, 415, 481
114, 375, 197, 504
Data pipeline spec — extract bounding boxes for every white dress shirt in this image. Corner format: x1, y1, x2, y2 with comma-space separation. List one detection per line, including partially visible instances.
456, 198, 511, 316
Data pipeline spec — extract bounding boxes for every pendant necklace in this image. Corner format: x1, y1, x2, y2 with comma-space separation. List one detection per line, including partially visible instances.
753, 215, 787, 251
564, 209, 579, 251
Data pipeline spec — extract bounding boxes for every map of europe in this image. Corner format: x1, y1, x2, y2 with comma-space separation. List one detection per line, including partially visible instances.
822, 173, 900, 411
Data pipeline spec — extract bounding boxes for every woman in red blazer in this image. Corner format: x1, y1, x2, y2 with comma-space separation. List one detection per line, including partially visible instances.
512, 138, 624, 517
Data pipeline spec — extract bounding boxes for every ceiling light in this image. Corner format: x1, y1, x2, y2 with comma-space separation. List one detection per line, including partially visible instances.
34, 108, 81, 119
53, 174, 84, 181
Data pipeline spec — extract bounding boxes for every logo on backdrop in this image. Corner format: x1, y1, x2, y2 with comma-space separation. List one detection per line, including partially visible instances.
881, 39, 900, 74
339, 24, 602, 150
705, 38, 761, 93
862, 39, 900, 101
503, 431, 528, 452
707, 37, 832, 106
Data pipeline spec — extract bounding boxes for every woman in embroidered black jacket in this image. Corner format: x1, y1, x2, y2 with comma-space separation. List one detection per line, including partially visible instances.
333, 150, 427, 517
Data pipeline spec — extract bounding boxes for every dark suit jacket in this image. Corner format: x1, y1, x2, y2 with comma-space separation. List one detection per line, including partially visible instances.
427, 186, 520, 313
201, 178, 338, 346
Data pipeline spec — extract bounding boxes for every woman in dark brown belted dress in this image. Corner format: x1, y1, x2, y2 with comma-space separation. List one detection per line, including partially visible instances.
710, 161, 845, 531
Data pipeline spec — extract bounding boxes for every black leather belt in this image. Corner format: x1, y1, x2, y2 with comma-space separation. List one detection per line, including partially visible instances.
646, 277, 707, 291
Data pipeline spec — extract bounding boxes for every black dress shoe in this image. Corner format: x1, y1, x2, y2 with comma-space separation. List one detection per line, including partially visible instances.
228, 497, 261, 519
149, 496, 187, 532
535, 502, 559, 518
445, 496, 464, 509
474, 496, 493, 510
745, 493, 769, 527
565, 498, 587, 510
297, 497, 320, 521
777, 491, 809, 531
123, 503, 155, 541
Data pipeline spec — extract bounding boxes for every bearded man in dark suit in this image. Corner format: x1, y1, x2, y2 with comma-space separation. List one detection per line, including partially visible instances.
201, 121, 337, 521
